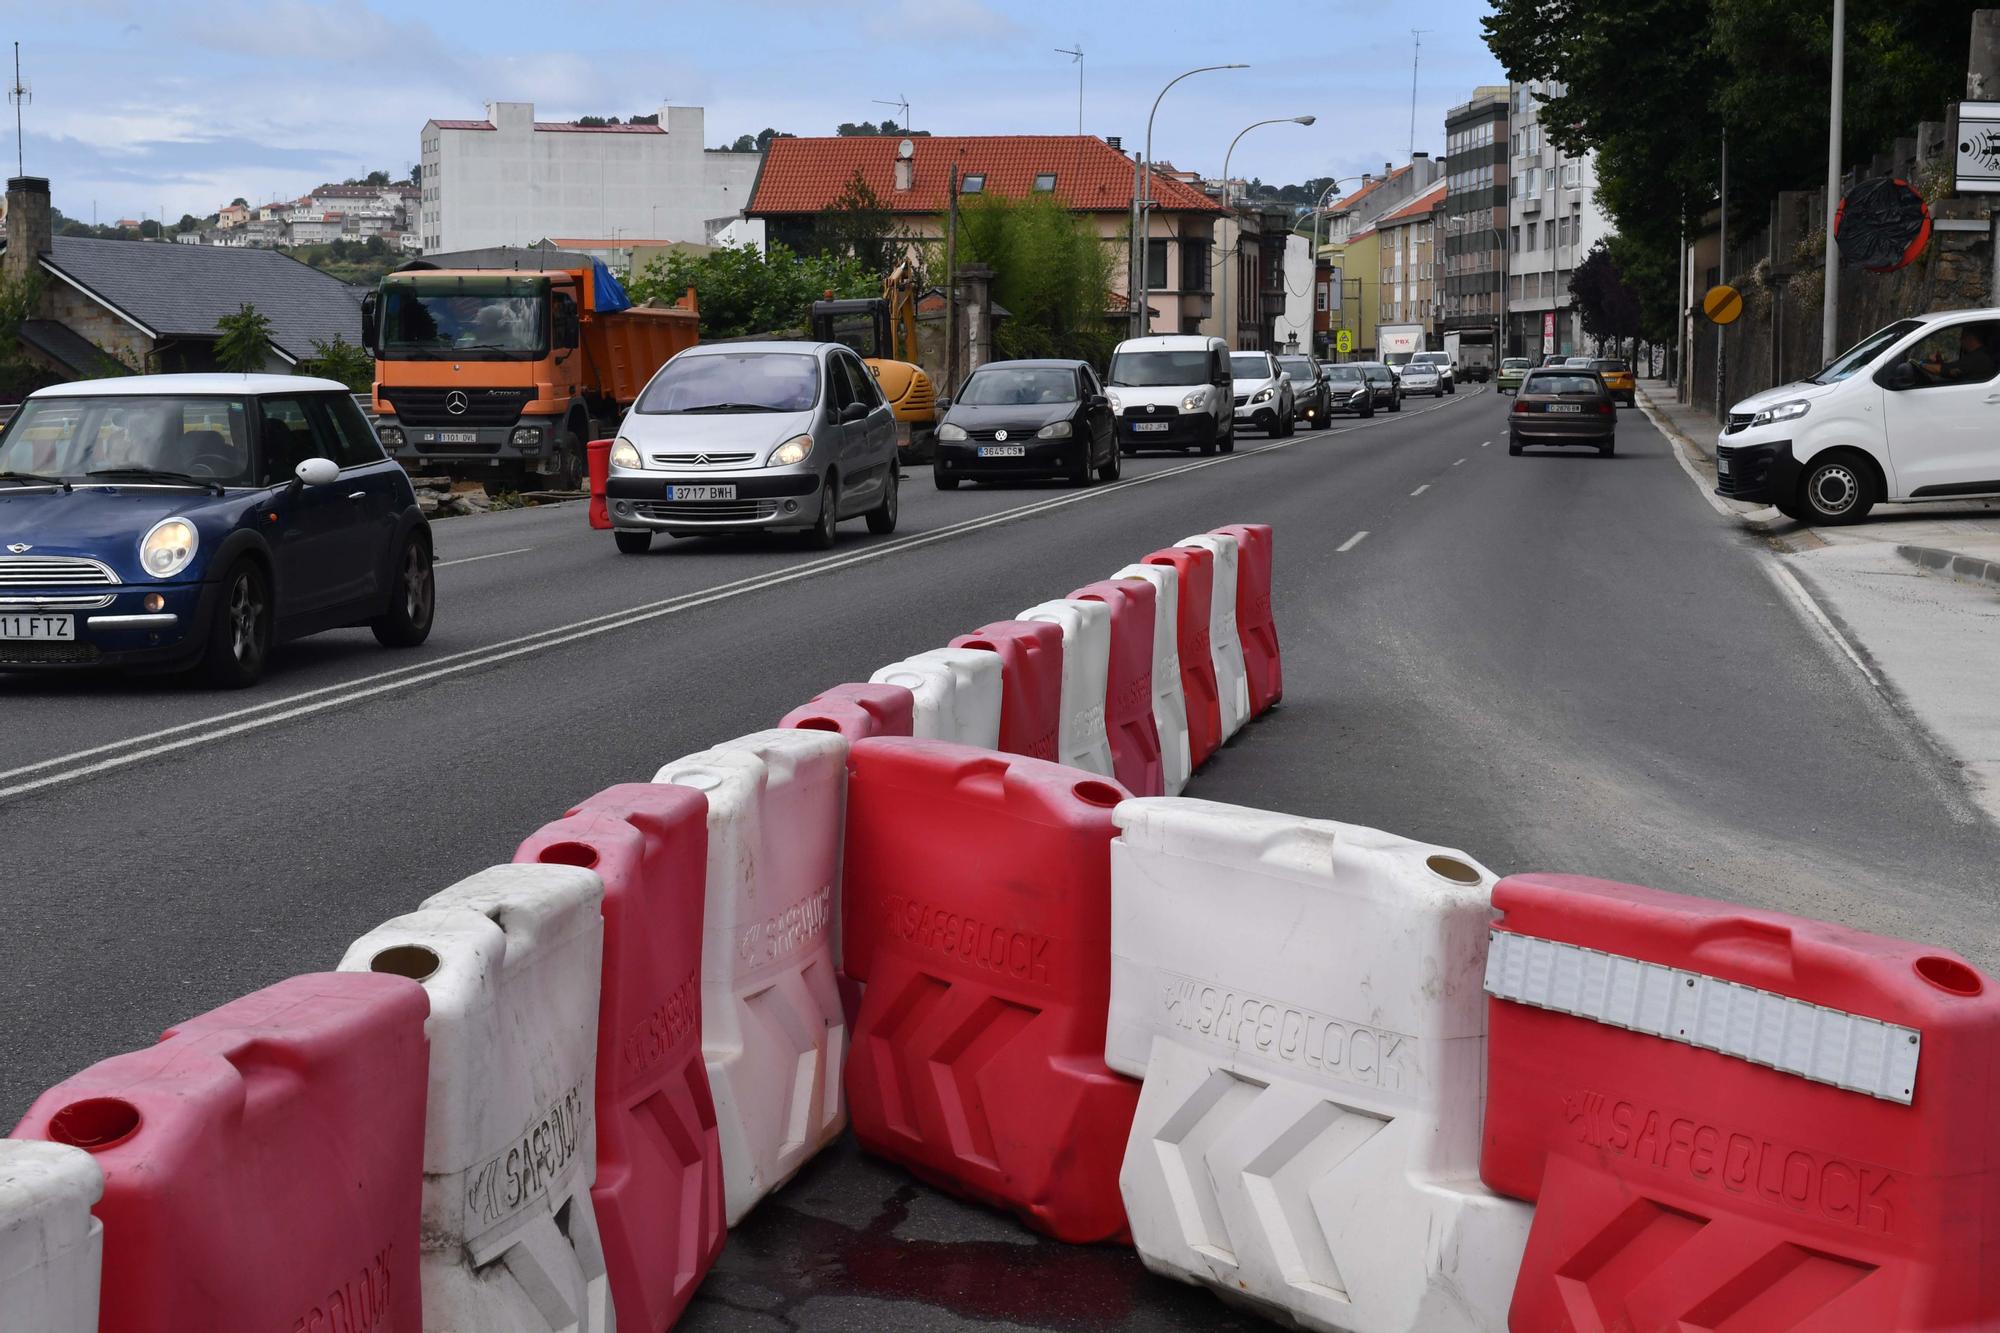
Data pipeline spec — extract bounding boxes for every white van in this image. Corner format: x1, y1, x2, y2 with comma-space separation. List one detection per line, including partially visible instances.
1106, 334, 1234, 455
1717, 308, 2000, 524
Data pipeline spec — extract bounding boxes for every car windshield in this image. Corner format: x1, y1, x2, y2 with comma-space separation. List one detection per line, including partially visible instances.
635, 353, 821, 414
1107, 349, 1211, 386
1384, 352, 1414, 367
1415, 353, 1448, 364
1591, 360, 1629, 372
957, 367, 1078, 406
381, 289, 544, 357
1525, 374, 1604, 396
1403, 362, 1436, 375
1362, 366, 1392, 383
1230, 354, 1273, 381
0, 395, 256, 485
1807, 319, 1924, 384
1326, 367, 1364, 382
1277, 357, 1317, 380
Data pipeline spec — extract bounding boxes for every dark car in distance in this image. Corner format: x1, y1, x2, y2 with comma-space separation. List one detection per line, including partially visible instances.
1355, 362, 1404, 412
933, 359, 1119, 488
1277, 355, 1331, 430
1319, 363, 1377, 418
0, 374, 435, 686
1508, 368, 1618, 456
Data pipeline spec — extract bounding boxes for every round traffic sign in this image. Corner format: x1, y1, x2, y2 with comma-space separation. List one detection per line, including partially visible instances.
1335, 329, 1354, 355
1703, 284, 1743, 325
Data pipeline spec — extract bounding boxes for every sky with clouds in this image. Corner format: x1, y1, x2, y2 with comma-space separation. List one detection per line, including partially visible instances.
6, 0, 1508, 223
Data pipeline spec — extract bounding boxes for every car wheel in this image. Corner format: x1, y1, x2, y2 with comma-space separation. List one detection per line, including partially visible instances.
548, 432, 584, 492
1361, 403, 1375, 418
371, 531, 435, 648
1508, 436, 1523, 456
1097, 445, 1121, 481
865, 465, 900, 534
1797, 451, 1877, 525
934, 468, 961, 490
199, 559, 272, 689
806, 473, 840, 548
1068, 446, 1094, 486
1598, 439, 1616, 457
1199, 436, 1218, 456
614, 530, 652, 554
1446, 383, 1456, 395
1390, 396, 1402, 413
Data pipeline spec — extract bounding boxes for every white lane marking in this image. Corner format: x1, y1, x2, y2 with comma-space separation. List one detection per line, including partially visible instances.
1337, 531, 1369, 552
436, 546, 534, 568
1768, 561, 1886, 695
0, 396, 1486, 801
1454, 458, 1466, 466
1411, 484, 1430, 497
1481, 440, 1491, 447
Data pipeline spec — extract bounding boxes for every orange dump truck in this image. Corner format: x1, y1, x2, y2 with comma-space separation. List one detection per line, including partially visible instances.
362, 254, 697, 489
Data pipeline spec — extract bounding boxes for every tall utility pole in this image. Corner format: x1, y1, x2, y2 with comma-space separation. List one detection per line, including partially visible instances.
1717, 129, 1728, 417
1408, 30, 1430, 159
1057, 47, 1083, 136
1134, 64, 1249, 340
945, 165, 960, 398
8, 43, 28, 179
1821, 0, 1845, 362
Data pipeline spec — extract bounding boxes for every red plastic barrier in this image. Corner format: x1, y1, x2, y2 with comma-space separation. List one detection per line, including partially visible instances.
1142, 545, 1221, 768
514, 783, 722, 1333
1066, 579, 1164, 797
11, 974, 428, 1332
588, 437, 614, 530
841, 738, 1139, 1242
949, 620, 1063, 761
1481, 873, 2000, 1332
1213, 523, 1280, 716
780, 681, 916, 743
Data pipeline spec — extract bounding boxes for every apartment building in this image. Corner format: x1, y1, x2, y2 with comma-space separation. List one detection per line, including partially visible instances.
1441, 87, 1510, 353
1375, 179, 1445, 335
1505, 81, 1612, 358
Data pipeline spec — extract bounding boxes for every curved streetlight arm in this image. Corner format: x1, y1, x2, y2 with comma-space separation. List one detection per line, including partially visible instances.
1133, 62, 1248, 336
1217, 115, 1315, 349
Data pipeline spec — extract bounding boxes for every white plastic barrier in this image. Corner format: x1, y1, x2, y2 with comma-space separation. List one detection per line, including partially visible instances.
655, 728, 847, 1224
1107, 799, 1529, 1333
339, 864, 612, 1333
1111, 564, 1190, 796
1176, 533, 1250, 740
870, 651, 1002, 749
0, 1141, 102, 1333
1016, 598, 1116, 778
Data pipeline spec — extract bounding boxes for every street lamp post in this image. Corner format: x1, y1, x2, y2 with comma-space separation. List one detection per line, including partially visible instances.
1219, 115, 1315, 349
1132, 63, 1248, 339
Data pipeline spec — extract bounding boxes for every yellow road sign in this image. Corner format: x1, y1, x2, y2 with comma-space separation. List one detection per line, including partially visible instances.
1703, 284, 1743, 325
1336, 329, 1354, 355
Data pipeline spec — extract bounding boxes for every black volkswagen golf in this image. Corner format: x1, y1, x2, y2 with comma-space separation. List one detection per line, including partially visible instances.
933, 359, 1120, 488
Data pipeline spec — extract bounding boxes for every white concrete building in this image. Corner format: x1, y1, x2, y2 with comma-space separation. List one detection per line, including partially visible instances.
1274, 233, 1316, 354
417, 102, 761, 254
1504, 81, 1613, 358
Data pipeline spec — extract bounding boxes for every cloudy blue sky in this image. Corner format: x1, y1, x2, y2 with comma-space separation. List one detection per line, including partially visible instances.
6, 0, 1507, 223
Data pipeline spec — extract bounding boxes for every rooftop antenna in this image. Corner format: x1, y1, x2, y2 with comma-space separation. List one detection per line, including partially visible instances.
873, 94, 910, 135
1408, 29, 1430, 160
1056, 46, 1083, 136
8, 42, 29, 178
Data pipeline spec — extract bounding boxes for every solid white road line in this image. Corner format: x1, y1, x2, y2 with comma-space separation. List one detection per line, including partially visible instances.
1411, 484, 1430, 497
436, 547, 535, 568
1337, 531, 1369, 553
0, 390, 1490, 802
1767, 562, 1887, 697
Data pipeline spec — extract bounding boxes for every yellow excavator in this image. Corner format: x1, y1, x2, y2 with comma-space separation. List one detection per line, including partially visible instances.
809, 260, 938, 458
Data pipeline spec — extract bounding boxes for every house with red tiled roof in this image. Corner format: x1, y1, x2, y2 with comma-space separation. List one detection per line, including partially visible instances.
746, 134, 1228, 335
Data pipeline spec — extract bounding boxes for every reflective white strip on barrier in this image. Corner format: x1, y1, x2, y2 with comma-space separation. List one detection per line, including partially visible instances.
655, 729, 847, 1224
1016, 598, 1116, 778
338, 863, 612, 1332
1484, 931, 1922, 1104
1177, 534, 1249, 739
871, 655, 992, 748
1112, 563, 1190, 796
901, 648, 1002, 750
1109, 798, 1527, 1333
0, 1141, 102, 1333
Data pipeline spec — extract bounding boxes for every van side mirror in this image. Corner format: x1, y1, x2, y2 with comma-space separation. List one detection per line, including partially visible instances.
360, 292, 379, 356
1879, 360, 1919, 391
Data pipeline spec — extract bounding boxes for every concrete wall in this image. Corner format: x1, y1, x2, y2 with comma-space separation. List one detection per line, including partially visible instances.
1274, 234, 1315, 352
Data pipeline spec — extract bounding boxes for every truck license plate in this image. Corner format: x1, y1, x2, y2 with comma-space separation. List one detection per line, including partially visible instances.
0, 613, 74, 640
669, 484, 737, 501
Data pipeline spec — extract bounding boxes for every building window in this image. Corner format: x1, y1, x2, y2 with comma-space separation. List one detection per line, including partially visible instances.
1033, 173, 1056, 192
1146, 238, 1170, 290
961, 174, 985, 194
1180, 239, 1209, 291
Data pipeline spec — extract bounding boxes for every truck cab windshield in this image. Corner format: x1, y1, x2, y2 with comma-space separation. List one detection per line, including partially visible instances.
382, 291, 545, 359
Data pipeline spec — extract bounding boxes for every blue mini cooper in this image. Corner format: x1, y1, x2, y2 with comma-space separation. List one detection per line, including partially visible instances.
0, 374, 435, 687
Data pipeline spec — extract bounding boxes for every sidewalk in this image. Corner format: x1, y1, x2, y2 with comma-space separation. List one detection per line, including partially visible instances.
1635, 378, 2000, 591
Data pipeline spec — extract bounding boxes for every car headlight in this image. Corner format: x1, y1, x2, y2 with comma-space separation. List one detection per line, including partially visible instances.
770, 434, 813, 466
937, 422, 968, 442
1036, 420, 1073, 440
1251, 388, 1274, 404
1348, 388, 1369, 404
140, 517, 198, 579
609, 438, 642, 469
1749, 399, 1811, 428
1179, 389, 1207, 412
378, 425, 404, 447
1107, 391, 1124, 414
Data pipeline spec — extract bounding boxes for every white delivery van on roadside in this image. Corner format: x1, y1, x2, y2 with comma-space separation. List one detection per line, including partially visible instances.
1715, 308, 2000, 524
1105, 334, 1235, 456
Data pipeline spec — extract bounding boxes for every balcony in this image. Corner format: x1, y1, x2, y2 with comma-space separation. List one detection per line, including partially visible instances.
1520, 196, 1542, 216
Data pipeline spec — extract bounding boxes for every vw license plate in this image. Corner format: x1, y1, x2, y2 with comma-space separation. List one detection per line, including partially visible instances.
668, 484, 737, 501
978, 445, 1026, 458
1547, 403, 1584, 413
1132, 422, 1170, 433
0, 613, 74, 641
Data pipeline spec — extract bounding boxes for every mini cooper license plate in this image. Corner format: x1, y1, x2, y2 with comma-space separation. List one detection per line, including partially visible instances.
0, 613, 74, 640
669, 484, 737, 501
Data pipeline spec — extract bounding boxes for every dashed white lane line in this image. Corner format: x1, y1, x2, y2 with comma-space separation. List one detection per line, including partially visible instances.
436, 547, 534, 568
1337, 531, 1369, 553
1454, 458, 1466, 466
1411, 484, 1430, 497
1482, 440, 1491, 447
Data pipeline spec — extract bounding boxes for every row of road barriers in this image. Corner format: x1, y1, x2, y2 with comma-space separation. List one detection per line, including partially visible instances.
10, 509, 1993, 1332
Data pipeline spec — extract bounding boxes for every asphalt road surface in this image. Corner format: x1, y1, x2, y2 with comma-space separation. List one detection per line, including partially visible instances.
5, 382, 1994, 1328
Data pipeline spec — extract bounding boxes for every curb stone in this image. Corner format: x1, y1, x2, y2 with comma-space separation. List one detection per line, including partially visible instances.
1896, 543, 2000, 591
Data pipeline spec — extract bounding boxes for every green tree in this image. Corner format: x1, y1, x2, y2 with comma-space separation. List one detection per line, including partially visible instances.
139, 219, 162, 239
303, 333, 373, 390
214, 304, 277, 372
755, 127, 790, 151
176, 213, 199, 232
1569, 240, 1643, 346
0, 269, 51, 398
953, 192, 1117, 364
729, 134, 756, 152
627, 243, 875, 339
230, 196, 248, 208
814, 170, 897, 273
363, 169, 391, 186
